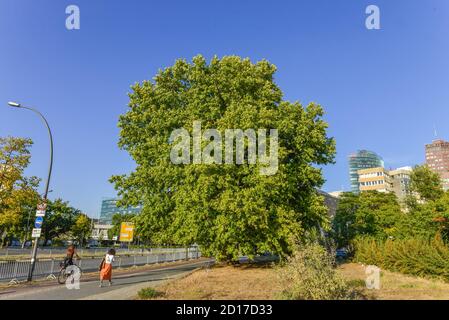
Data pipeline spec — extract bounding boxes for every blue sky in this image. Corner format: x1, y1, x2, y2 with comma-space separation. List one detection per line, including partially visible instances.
1, 0, 448, 217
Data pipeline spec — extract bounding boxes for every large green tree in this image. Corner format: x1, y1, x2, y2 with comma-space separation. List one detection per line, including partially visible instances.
111, 55, 336, 261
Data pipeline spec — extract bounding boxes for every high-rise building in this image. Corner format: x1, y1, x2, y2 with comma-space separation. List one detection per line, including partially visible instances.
425, 139, 449, 191
348, 150, 384, 193
99, 198, 142, 225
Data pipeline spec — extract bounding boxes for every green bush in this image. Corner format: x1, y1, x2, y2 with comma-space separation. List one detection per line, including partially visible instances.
137, 287, 164, 299
278, 243, 356, 300
353, 236, 449, 281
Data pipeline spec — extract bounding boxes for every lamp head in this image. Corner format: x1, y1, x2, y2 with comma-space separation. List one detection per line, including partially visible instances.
7, 101, 21, 108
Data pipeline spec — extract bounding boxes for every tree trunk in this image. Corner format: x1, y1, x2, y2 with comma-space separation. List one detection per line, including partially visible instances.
0, 231, 7, 248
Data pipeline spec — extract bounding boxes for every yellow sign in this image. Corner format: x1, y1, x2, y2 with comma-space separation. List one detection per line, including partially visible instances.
119, 222, 134, 242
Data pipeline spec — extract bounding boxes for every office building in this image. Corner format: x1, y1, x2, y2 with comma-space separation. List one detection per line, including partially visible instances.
348, 150, 384, 193
390, 166, 413, 201
99, 198, 142, 225
425, 139, 449, 190
358, 166, 412, 201
358, 167, 392, 193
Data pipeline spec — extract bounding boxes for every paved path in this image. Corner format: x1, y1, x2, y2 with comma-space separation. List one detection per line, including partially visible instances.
0, 259, 212, 300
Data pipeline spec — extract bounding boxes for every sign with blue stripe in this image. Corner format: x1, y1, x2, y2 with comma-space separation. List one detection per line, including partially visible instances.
34, 216, 43, 229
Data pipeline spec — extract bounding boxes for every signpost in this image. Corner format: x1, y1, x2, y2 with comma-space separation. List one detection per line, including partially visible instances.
35, 202, 47, 217
119, 222, 134, 242
29, 202, 46, 265
32, 228, 42, 238
34, 216, 43, 229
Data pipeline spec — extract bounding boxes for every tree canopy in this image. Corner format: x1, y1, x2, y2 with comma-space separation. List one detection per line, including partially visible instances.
41, 199, 83, 245
409, 165, 444, 202
0, 137, 40, 246
71, 213, 92, 247
332, 191, 402, 248
111, 55, 336, 261
0, 136, 89, 247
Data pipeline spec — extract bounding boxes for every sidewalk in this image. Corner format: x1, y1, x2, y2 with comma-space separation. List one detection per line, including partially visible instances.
80, 270, 194, 300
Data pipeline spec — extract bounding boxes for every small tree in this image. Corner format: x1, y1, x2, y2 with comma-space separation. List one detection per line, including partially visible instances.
410, 165, 444, 202
41, 199, 81, 246
71, 214, 92, 247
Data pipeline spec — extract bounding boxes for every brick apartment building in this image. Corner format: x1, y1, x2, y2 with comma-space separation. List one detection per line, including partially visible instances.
425, 139, 449, 191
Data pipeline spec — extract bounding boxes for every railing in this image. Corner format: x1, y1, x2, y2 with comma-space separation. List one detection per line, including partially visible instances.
0, 247, 201, 282
0, 247, 189, 259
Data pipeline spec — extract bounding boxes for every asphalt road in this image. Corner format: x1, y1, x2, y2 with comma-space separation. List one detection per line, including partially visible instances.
0, 259, 212, 300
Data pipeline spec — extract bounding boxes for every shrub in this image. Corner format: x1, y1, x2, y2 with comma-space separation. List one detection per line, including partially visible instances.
137, 287, 164, 299
278, 243, 356, 300
353, 235, 449, 281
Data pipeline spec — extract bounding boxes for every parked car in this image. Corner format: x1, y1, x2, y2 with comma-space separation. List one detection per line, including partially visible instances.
336, 248, 348, 260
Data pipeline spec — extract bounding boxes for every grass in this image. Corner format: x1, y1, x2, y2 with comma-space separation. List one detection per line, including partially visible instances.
138, 262, 449, 300
338, 263, 449, 300
147, 263, 282, 300
138, 287, 164, 299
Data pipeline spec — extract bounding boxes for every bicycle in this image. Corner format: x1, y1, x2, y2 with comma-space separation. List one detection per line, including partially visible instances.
57, 259, 83, 285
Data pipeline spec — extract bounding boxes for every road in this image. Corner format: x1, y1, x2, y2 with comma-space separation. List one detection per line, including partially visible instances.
0, 259, 212, 300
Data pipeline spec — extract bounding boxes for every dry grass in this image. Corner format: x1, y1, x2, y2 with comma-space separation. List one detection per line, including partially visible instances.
338, 263, 449, 300
154, 263, 282, 300
148, 262, 449, 300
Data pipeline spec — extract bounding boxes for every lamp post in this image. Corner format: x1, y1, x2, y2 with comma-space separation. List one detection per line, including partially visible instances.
7, 101, 54, 282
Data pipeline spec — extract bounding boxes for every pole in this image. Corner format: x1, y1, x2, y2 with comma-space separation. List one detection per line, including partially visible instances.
22, 208, 32, 249
17, 105, 53, 282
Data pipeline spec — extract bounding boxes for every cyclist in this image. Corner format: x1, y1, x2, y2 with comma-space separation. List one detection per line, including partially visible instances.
63, 244, 80, 267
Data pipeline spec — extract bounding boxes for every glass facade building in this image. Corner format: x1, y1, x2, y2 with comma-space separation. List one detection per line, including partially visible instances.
348, 150, 384, 193
99, 198, 142, 225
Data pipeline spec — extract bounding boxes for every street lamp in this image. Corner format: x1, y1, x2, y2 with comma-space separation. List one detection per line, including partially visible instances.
7, 101, 54, 282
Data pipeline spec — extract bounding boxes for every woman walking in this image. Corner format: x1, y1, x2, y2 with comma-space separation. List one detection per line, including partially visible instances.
99, 248, 116, 287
